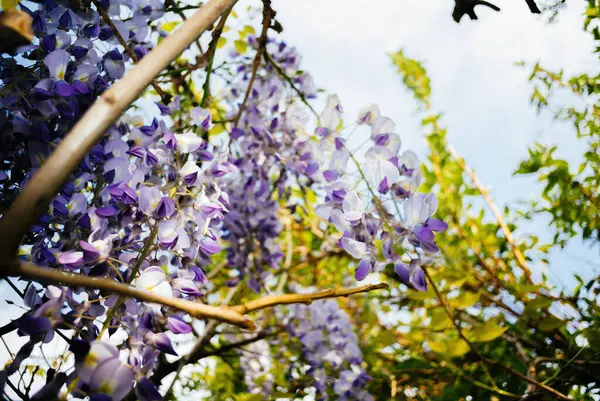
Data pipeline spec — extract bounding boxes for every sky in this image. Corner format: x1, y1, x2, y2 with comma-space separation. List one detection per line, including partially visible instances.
272, 0, 599, 289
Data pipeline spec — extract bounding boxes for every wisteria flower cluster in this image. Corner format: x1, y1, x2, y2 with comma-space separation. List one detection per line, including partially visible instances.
0, 0, 233, 398
312, 95, 447, 291
0, 0, 445, 398
286, 298, 374, 401
219, 37, 317, 291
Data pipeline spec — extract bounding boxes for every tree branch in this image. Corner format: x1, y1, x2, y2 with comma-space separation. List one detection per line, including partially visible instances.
525, 0, 541, 13
10, 261, 257, 330
483, 357, 571, 400
0, 0, 237, 265
8, 261, 388, 336
230, 282, 389, 314
232, 0, 274, 127
453, 0, 500, 23
448, 145, 533, 283
0, 9, 33, 54
199, 7, 233, 108
149, 283, 388, 385
92, 0, 170, 104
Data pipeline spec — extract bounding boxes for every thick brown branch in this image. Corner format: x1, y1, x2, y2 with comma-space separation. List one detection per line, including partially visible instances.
0, 9, 33, 53
231, 282, 389, 314
11, 261, 256, 330
0, 0, 237, 264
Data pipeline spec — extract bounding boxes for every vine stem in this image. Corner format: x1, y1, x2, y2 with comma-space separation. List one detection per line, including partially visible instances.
482, 357, 570, 400
92, 0, 170, 104
0, 0, 237, 268
98, 225, 158, 338
421, 266, 500, 392
199, 7, 233, 108
447, 144, 533, 283
422, 266, 570, 401
232, 0, 273, 128
263, 51, 319, 120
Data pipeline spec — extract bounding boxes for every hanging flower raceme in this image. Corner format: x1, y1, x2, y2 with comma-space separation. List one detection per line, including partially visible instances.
285, 295, 374, 400
312, 94, 447, 290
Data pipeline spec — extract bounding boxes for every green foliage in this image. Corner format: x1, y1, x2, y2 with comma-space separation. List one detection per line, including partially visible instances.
514, 62, 600, 245
389, 50, 431, 109
380, 38, 600, 401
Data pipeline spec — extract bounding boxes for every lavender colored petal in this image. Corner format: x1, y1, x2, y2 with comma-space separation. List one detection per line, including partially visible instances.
167, 316, 192, 334
199, 237, 220, 256
135, 377, 162, 401
44, 49, 70, 80
427, 218, 448, 232
354, 258, 372, 281
394, 262, 410, 285
412, 266, 428, 292
58, 251, 84, 269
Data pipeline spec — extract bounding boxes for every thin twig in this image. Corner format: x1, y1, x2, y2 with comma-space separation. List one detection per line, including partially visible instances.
150, 327, 282, 385
92, 0, 170, 104
231, 282, 389, 314
482, 358, 570, 400
422, 266, 499, 391
232, 0, 273, 127
263, 52, 319, 120
5, 378, 26, 400
98, 225, 159, 337
200, 7, 232, 108
448, 145, 533, 283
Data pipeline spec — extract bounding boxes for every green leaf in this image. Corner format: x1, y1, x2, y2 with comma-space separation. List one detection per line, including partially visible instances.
430, 310, 453, 330
160, 21, 181, 32
584, 328, 600, 349
428, 339, 469, 358
242, 24, 256, 35
538, 315, 564, 332
379, 330, 396, 348
523, 296, 552, 317
449, 291, 480, 309
407, 286, 436, 301
1, 0, 20, 9
389, 49, 431, 108
235, 394, 264, 401
469, 320, 507, 342
217, 37, 227, 49
234, 39, 247, 54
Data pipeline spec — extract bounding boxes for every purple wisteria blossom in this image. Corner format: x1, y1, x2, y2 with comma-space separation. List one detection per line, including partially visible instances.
311, 94, 446, 288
